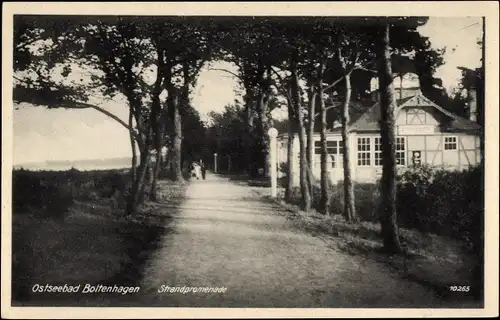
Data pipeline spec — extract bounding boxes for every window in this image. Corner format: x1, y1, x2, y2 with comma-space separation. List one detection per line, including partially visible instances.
315, 141, 339, 154
374, 137, 382, 166
395, 137, 406, 166
327, 140, 337, 154
357, 137, 371, 166
373, 136, 405, 166
314, 141, 321, 155
314, 140, 343, 168
444, 136, 457, 150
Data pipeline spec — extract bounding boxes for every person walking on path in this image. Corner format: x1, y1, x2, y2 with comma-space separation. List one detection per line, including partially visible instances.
200, 159, 206, 180
190, 161, 201, 180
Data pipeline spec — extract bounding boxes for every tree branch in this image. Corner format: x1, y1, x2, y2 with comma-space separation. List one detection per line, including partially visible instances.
207, 68, 241, 80
323, 76, 345, 92
314, 104, 340, 118
58, 101, 142, 142
354, 66, 377, 74
270, 66, 294, 105
323, 50, 360, 92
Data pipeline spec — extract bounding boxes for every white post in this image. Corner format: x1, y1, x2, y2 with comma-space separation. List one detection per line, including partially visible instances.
268, 128, 278, 198
214, 153, 218, 173
292, 135, 300, 187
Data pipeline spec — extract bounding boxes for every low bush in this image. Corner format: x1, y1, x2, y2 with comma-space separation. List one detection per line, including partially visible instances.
279, 161, 288, 176
396, 164, 483, 250
280, 164, 484, 300
12, 168, 131, 219
282, 164, 483, 251
326, 182, 380, 222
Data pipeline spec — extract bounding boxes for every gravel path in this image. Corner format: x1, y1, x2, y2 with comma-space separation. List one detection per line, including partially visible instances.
139, 174, 444, 308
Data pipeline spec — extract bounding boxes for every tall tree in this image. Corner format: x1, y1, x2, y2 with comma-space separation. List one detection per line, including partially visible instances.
336, 43, 359, 222
291, 53, 312, 211
218, 18, 285, 177
152, 18, 216, 181
300, 20, 340, 215
285, 97, 296, 202
377, 22, 403, 254
13, 16, 156, 214
305, 79, 317, 196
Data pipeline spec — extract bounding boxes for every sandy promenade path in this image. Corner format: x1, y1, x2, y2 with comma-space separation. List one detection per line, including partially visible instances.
138, 174, 443, 308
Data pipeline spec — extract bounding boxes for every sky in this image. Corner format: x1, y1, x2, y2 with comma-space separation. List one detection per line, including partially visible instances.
13, 17, 484, 165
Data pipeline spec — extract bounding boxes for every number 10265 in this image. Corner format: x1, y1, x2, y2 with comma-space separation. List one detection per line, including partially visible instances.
449, 286, 470, 292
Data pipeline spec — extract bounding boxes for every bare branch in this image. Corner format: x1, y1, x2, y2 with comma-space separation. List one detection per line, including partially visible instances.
314, 104, 340, 118
354, 66, 377, 73
323, 76, 345, 92
59, 101, 143, 142
269, 66, 285, 82
270, 66, 294, 108
207, 68, 241, 79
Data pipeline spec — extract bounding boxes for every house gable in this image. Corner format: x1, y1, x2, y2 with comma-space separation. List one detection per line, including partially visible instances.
350, 91, 481, 134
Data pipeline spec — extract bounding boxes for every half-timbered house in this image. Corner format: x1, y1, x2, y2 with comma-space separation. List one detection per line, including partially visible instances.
277, 73, 482, 184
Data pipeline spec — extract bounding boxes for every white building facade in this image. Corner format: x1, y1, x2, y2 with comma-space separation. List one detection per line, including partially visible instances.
277, 75, 482, 185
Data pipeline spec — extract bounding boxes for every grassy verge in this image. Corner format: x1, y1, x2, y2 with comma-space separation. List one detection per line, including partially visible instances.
11, 169, 187, 306
255, 188, 482, 306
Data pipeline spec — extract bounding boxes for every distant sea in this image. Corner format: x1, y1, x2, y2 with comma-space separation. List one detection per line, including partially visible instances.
13, 157, 132, 171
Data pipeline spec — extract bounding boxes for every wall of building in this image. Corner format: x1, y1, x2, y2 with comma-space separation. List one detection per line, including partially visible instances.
276, 104, 480, 185
277, 132, 480, 185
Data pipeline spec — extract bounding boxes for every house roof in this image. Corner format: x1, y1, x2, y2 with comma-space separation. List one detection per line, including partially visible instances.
349, 91, 481, 133
276, 90, 481, 139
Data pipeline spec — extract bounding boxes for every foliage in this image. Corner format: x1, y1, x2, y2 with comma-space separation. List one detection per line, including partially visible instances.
396, 164, 483, 250
206, 103, 249, 173
282, 164, 483, 251
12, 169, 130, 219
181, 106, 208, 163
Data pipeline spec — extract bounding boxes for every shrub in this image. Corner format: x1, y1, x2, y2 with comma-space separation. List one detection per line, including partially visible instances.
279, 161, 288, 175
325, 182, 379, 221
283, 164, 483, 251
12, 170, 74, 219
12, 169, 132, 218
396, 164, 484, 250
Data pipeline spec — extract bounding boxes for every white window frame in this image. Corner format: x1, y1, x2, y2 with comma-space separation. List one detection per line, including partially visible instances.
314, 139, 343, 169
357, 137, 371, 167
374, 137, 383, 166
395, 137, 407, 166
444, 136, 458, 151
373, 136, 406, 167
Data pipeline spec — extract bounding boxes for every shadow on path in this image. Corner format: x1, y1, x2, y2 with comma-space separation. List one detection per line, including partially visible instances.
134, 174, 461, 308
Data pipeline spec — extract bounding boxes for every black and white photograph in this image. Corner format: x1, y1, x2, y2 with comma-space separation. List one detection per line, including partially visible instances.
2, 2, 498, 319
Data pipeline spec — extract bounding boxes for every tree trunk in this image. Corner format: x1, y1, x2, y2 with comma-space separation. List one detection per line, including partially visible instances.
306, 87, 316, 195
318, 73, 330, 215
149, 148, 162, 201
291, 59, 311, 211
285, 97, 295, 202
171, 94, 183, 181
377, 23, 403, 254
244, 97, 255, 176
129, 107, 137, 185
341, 73, 357, 222
137, 152, 151, 205
258, 91, 270, 176
149, 101, 165, 201
127, 147, 150, 215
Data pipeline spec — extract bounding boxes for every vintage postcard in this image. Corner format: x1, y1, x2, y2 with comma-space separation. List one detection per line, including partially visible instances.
2, 2, 498, 319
